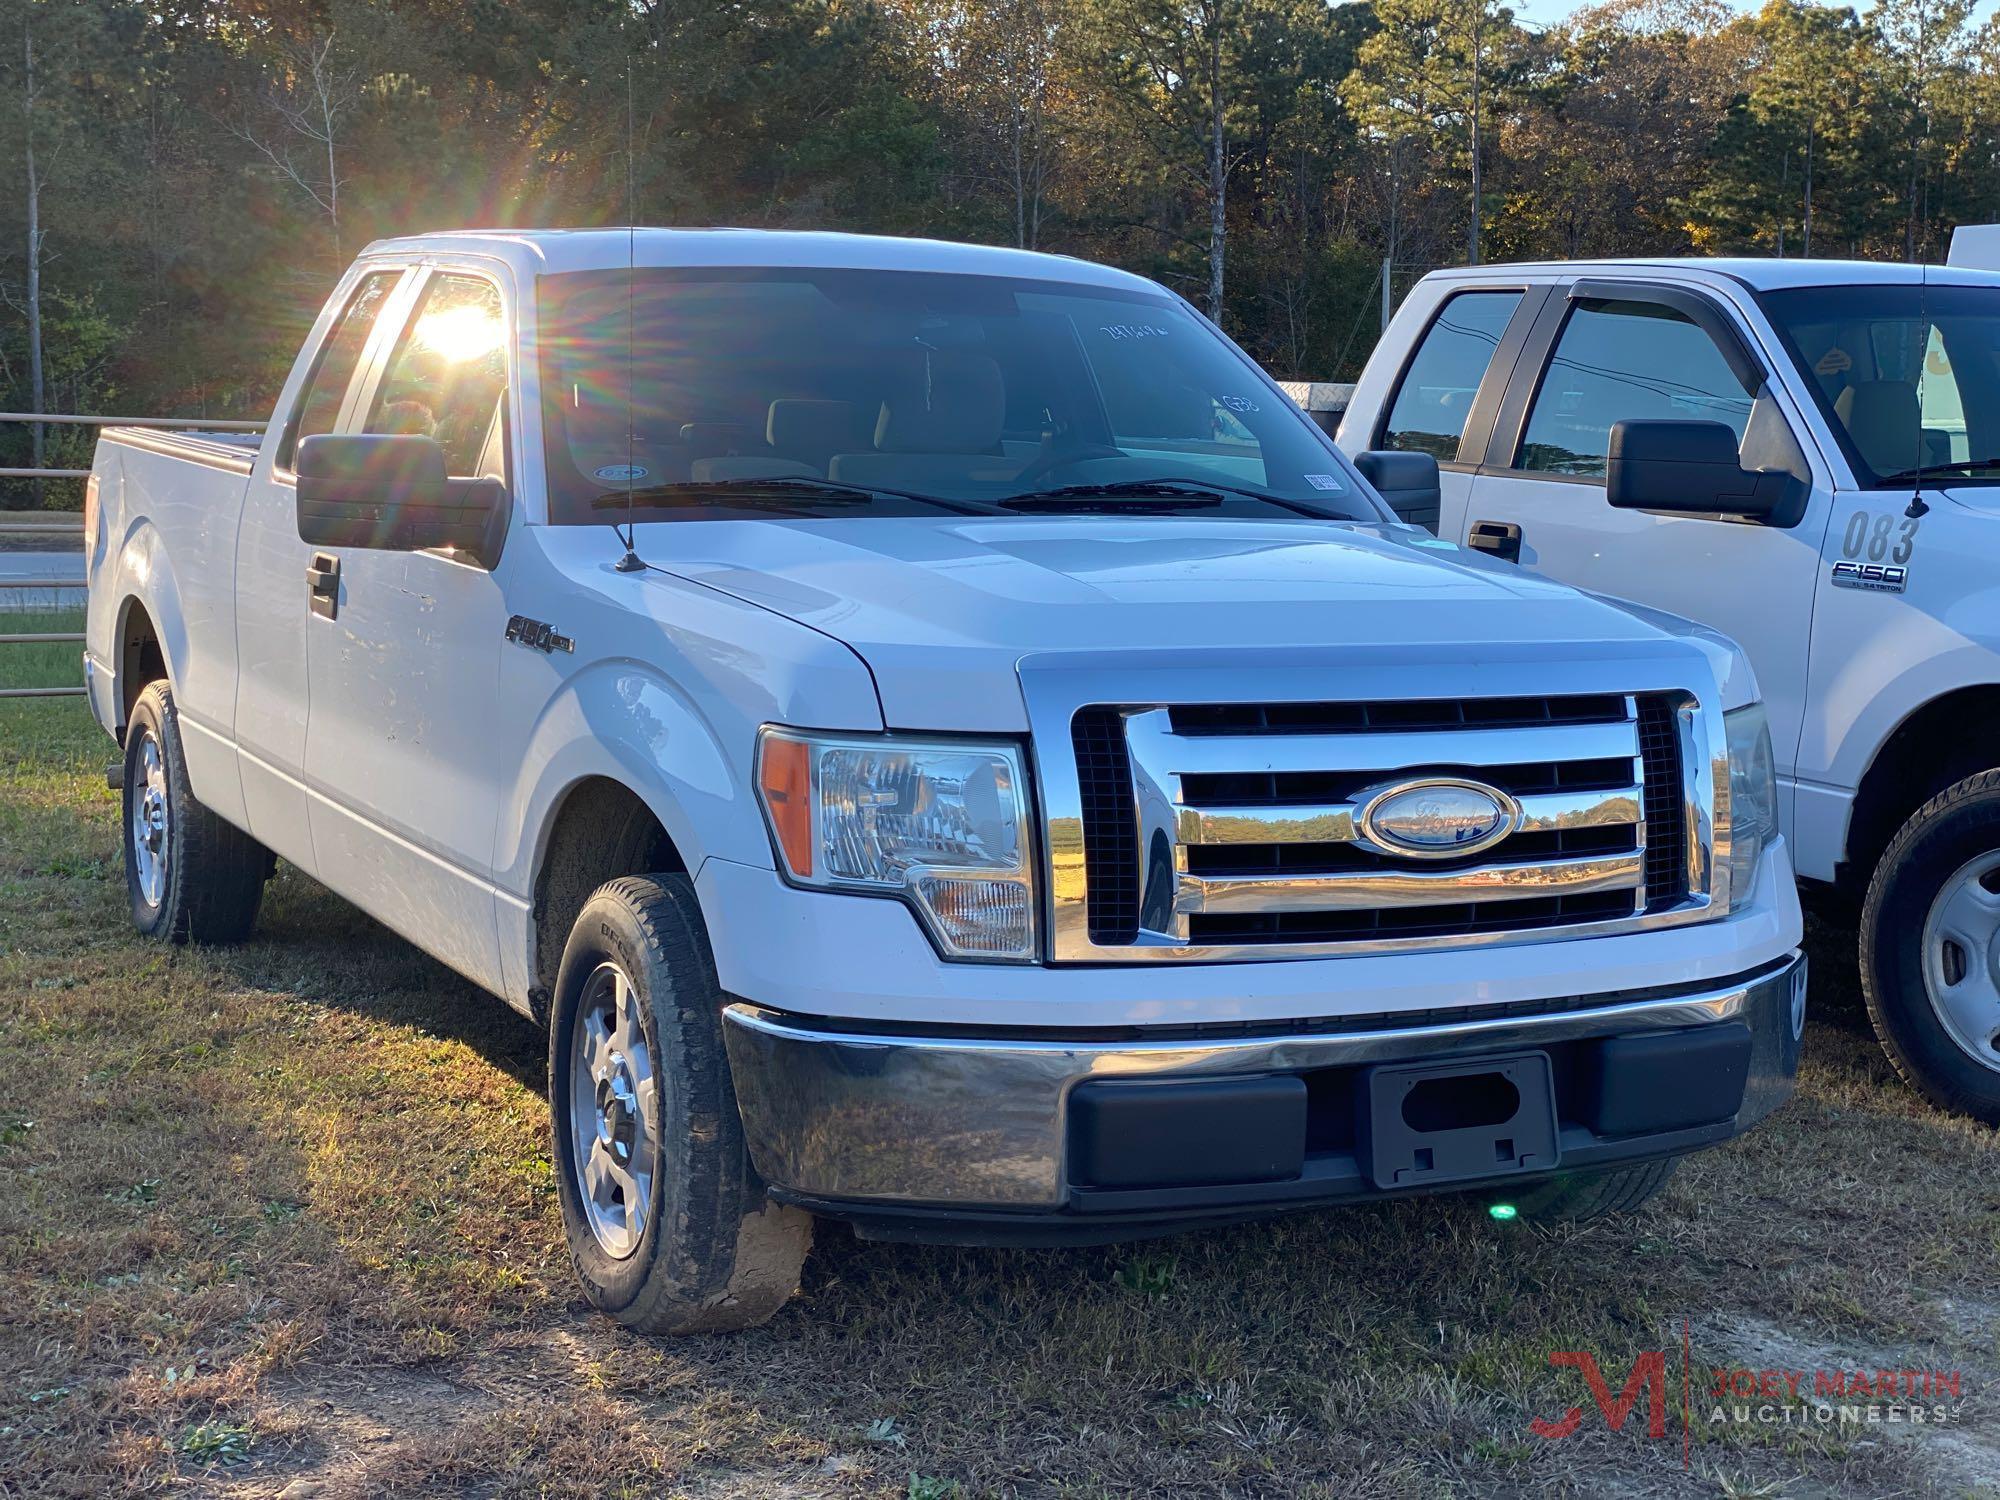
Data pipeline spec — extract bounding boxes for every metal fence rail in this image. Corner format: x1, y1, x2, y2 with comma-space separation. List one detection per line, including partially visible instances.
1, 413, 265, 700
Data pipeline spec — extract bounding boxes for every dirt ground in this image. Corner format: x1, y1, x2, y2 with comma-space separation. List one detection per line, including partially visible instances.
4, 683, 1997, 1498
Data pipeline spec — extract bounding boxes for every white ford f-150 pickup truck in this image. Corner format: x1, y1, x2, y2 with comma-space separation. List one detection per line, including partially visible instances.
1338, 256, 2000, 1122
85, 229, 1802, 1333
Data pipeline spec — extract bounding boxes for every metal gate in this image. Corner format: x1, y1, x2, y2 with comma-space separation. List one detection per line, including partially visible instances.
0, 412, 264, 700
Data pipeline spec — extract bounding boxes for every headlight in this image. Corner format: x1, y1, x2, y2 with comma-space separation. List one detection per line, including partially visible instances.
756, 728, 1037, 962
1723, 702, 1777, 911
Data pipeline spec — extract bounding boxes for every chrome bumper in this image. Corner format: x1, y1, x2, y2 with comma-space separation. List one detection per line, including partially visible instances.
721, 953, 1805, 1213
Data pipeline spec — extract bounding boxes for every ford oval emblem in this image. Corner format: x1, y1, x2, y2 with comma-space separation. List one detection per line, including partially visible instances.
1357, 778, 1519, 860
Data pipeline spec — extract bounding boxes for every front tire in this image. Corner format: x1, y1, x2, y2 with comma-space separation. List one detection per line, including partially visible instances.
1861, 770, 2000, 1124
549, 875, 812, 1334
122, 680, 268, 944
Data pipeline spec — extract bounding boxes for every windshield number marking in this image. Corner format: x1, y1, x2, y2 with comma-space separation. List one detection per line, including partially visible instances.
1098, 323, 1170, 341
1841, 511, 1918, 565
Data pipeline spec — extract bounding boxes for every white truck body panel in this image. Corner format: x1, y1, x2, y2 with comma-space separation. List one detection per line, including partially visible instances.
1949, 224, 2000, 270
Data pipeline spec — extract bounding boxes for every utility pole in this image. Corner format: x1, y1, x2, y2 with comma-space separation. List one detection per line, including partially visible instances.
22, 14, 45, 499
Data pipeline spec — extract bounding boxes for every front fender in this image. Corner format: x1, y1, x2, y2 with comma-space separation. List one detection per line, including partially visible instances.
496, 658, 767, 900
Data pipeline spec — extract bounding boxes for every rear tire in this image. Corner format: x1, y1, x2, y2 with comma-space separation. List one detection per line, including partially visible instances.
550, 874, 811, 1334
1860, 770, 2000, 1125
122, 679, 268, 944
1506, 1156, 1679, 1223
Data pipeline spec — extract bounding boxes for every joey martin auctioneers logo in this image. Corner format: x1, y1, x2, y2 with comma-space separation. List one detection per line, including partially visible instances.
1529, 1324, 1967, 1467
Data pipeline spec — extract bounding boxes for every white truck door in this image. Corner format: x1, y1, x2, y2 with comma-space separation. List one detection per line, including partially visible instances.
1455, 281, 1835, 808
233, 266, 414, 875
1341, 282, 1549, 537
301, 268, 515, 995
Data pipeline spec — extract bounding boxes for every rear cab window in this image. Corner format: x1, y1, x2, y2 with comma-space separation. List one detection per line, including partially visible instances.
280, 271, 403, 469
1380, 290, 1524, 462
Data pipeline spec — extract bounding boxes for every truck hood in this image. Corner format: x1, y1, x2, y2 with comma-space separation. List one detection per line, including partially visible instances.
645, 515, 1717, 730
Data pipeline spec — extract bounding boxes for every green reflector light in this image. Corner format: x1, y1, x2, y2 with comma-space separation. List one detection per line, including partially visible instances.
1488, 1203, 1518, 1221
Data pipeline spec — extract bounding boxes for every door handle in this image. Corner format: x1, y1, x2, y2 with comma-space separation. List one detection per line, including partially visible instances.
307, 552, 340, 620
1467, 520, 1522, 564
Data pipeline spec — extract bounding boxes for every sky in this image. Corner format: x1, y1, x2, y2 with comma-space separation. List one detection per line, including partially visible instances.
1507, 0, 2000, 29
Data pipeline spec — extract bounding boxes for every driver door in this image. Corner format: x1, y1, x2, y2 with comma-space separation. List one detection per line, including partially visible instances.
302, 266, 519, 993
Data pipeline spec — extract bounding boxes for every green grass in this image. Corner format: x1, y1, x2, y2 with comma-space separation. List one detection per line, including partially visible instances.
0, 608, 85, 693
3, 691, 1999, 1496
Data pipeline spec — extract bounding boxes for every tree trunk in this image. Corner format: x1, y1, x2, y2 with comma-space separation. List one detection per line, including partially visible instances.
1467, 0, 1482, 266
1206, 11, 1225, 322
23, 18, 44, 499
320, 48, 341, 262
1011, 98, 1026, 249
1803, 115, 1814, 256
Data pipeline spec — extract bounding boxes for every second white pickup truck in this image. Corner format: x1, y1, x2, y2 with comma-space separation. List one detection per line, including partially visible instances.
1339, 255, 2000, 1122
85, 230, 1801, 1332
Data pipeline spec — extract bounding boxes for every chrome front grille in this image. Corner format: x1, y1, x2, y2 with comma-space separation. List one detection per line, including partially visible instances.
1054, 690, 1712, 963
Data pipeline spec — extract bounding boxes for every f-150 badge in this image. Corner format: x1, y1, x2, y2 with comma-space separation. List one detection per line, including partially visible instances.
505, 615, 574, 653
1830, 561, 1908, 593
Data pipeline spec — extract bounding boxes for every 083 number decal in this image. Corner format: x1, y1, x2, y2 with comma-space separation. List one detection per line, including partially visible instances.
1840, 510, 1918, 565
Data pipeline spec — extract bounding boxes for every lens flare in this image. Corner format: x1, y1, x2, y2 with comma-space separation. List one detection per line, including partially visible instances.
412, 304, 504, 363
1488, 1203, 1518, 1222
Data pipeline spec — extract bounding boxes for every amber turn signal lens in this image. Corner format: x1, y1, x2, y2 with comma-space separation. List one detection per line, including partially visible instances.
759, 734, 813, 877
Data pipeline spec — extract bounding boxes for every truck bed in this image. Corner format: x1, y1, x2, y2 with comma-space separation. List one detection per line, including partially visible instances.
99, 425, 263, 476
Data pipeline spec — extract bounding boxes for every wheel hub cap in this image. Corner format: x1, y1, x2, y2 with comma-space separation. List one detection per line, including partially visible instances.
567, 962, 657, 1260
128, 732, 170, 908
1921, 851, 2000, 1070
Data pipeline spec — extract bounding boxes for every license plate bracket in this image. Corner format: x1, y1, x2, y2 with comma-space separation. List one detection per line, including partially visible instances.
1363, 1051, 1559, 1190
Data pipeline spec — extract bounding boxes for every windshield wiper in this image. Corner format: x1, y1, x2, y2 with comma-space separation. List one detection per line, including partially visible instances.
1874, 457, 2000, 486
591, 477, 989, 514
997, 480, 1335, 517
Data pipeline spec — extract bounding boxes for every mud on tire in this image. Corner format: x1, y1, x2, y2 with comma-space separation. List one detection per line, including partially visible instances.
549, 874, 812, 1334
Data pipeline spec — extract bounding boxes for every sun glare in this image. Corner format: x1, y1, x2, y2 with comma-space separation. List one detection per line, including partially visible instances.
412, 304, 504, 363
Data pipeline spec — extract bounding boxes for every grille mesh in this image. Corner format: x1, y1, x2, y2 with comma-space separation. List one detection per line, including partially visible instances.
1636, 695, 1688, 908
1072, 708, 1139, 943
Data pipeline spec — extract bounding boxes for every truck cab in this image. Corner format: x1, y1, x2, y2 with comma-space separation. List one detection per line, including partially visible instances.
85, 231, 1803, 1333
1339, 257, 2000, 1122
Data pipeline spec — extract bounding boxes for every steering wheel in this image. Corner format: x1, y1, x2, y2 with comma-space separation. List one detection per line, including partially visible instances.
1008, 438, 1125, 490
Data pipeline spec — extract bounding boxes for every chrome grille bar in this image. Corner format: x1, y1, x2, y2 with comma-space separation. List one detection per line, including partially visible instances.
1127, 710, 1640, 777
1179, 785, 1642, 847
1177, 853, 1645, 915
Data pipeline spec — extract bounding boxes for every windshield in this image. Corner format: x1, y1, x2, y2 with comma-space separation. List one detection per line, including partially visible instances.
1759, 282, 2000, 487
536, 267, 1383, 523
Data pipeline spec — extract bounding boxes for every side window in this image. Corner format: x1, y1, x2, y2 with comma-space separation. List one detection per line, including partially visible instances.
282, 272, 400, 467
1381, 290, 1523, 461
1518, 299, 1753, 477
365, 274, 508, 477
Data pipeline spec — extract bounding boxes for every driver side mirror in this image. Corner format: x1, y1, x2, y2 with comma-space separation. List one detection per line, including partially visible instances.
296, 433, 507, 568
1606, 420, 1802, 525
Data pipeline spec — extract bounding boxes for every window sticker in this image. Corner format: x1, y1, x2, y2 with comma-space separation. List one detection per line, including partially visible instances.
1304, 473, 1345, 492
593, 463, 649, 483
1098, 323, 1171, 341
1219, 394, 1261, 414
